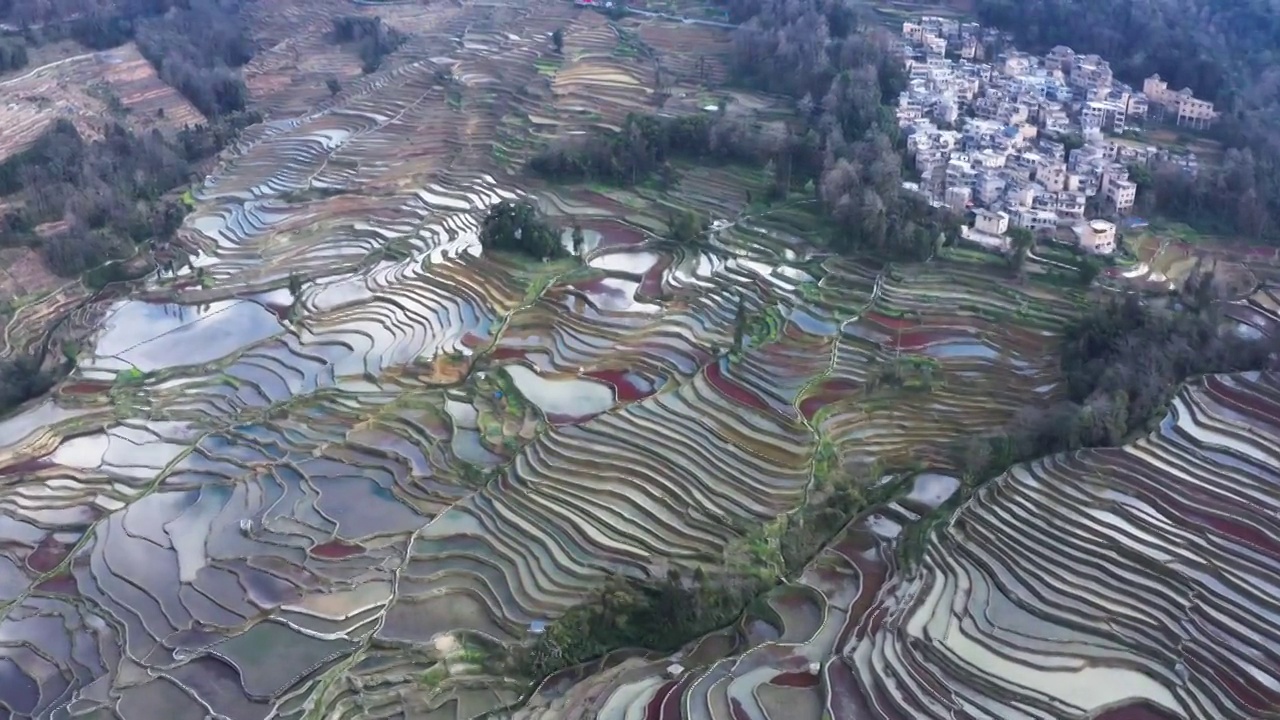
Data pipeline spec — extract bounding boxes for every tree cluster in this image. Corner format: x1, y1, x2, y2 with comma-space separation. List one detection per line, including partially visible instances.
0, 118, 242, 277
532, 0, 953, 260
530, 113, 766, 186
329, 16, 404, 74
1, 0, 255, 118
727, 0, 955, 258
134, 0, 255, 117
173, 110, 261, 161
0, 355, 55, 418
1133, 153, 1274, 239
479, 200, 566, 260
0, 37, 28, 71
975, 0, 1280, 242
668, 208, 710, 245
1, 0, 168, 31
961, 275, 1279, 478
518, 568, 766, 678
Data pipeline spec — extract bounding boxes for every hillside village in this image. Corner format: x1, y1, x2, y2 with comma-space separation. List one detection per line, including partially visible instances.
897, 16, 1217, 256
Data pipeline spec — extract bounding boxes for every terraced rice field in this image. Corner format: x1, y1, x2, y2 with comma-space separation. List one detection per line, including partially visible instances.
518, 365, 1280, 720
1118, 230, 1280, 292
1, 2, 1279, 719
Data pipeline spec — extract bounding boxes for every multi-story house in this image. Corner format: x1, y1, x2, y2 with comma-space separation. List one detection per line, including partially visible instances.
1045, 45, 1076, 72
1075, 173, 1099, 198
972, 171, 1008, 205
1100, 166, 1137, 213
974, 208, 1010, 235
945, 186, 973, 213
1080, 101, 1127, 134
1070, 55, 1113, 96
997, 101, 1030, 125
946, 157, 979, 190
1005, 182, 1036, 208
1038, 162, 1068, 192
1039, 106, 1071, 134
920, 16, 959, 38
1069, 144, 1108, 173
1143, 74, 1217, 128
902, 21, 927, 45
1001, 52, 1035, 77
1125, 93, 1148, 121
1010, 207, 1060, 233
1073, 219, 1117, 254
1175, 95, 1216, 129
1007, 151, 1042, 179
1052, 191, 1087, 218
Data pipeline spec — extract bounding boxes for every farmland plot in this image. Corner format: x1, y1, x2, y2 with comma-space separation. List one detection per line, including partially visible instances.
0, 42, 203, 163
1, 2, 1279, 719
517, 370, 1280, 720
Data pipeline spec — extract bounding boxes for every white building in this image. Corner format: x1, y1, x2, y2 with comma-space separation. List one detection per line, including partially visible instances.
1011, 207, 1059, 233
1101, 167, 1136, 214
1074, 219, 1116, 254
974, 208, 1010, 236
945, 186, 972, 213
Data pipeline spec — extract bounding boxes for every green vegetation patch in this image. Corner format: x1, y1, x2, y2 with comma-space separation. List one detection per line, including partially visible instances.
480, 201, 569, 261
534, 58, 560, 77
516, 569, 768, 679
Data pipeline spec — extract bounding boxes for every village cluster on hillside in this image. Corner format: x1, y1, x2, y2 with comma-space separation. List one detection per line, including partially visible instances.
897, 16, 1215, 255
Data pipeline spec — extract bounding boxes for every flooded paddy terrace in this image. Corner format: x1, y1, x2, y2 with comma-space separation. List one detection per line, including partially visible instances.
2, 1, 1280, 718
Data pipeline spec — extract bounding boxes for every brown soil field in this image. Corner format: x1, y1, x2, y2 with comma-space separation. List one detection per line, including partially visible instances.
0, 248, 63, 301
242, 0, 371, 116
0, 42, 204, 162
632, 18, 731, 86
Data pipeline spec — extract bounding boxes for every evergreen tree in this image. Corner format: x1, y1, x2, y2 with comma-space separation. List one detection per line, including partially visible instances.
669, 209, 707, 245
1007, 227, 1034, 275
732, 294, 747, 352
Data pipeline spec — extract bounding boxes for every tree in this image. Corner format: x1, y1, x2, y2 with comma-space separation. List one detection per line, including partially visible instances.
1058, 132, 1084, 155
0, 118, 253, 279
0, 355, 54, 416
132, 0, 256, 117
552, 28, 564, 54
326, 77, 342, 96
669, 209, 708, 245
0, 39, 29, 72
330, 16, 404, 74
1007, 227, 1034, 275
1077, 258, 1102, 287
732, 293, 747, 353
960, 436, 993, 480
